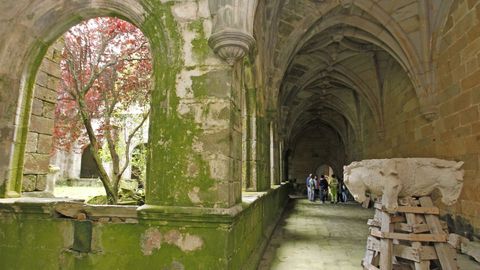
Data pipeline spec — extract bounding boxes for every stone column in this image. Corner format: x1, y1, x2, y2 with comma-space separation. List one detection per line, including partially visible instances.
141, 0, 257, 212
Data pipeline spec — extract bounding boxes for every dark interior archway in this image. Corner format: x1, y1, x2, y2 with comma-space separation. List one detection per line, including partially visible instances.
80, 146, 100, 178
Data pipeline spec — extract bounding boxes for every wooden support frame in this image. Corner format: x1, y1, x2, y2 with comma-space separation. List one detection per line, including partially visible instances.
362, 196, 458, 270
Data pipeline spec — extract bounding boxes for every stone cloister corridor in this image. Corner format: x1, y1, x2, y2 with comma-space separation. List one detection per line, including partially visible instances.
258, 199, 480, 270
1, 0, 480, 269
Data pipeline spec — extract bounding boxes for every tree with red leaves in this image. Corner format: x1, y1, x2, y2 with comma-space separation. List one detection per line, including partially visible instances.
54, 17, 152, 204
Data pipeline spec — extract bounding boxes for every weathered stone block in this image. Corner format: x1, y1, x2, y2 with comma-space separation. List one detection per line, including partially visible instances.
22, 175, 36, 192
35, 175, 47, 191
443, 113, 460, 130
460, 105, 479, 125
472, 121, 480, 134
472, 85, 480, 104
37, 134, 52, 154
34, 85, 57, 103
42, 101, 55, 119
35, 72, 48, 87
23, 153, 50, 174
46, 75, 61, 90
40, 59, 61, 79
25, 132, 38, 153
31, 98, 43, 116
30, 115, 54, 134
464, 135, 480, 154
191, 70, 232, 98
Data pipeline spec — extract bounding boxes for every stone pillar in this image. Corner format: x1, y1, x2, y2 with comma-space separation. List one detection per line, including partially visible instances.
0, 73, 21, 198
141, 0, 257, 211
241, 61, 258, 191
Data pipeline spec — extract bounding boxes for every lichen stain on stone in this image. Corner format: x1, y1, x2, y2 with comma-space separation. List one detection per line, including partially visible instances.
172, 2, 199, 22
191, 139, 204, 152
164, 230, 204, 252
187, 159, 199, 177
188, 186, 202, 204
169, 260, 186, 270
141, 228, 203, 255
141, 228, 162, 255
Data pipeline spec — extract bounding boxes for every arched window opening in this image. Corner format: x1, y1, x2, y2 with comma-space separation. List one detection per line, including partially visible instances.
80, 145, 100, 179
22, 17, 152, 205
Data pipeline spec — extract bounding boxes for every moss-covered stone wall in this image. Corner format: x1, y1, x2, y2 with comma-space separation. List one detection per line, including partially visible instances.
0, 184, 290, 270
143, 0, 243, 208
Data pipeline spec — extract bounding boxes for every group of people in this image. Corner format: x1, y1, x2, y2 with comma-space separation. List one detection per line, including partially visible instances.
305, 173, 348, 203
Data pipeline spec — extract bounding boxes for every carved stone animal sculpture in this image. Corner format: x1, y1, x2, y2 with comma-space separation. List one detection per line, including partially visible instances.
343, 158, 464, 212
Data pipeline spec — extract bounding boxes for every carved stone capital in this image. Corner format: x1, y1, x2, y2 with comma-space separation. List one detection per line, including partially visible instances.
421, 106, 439, 121
419, 93, 439, 121
208, 0, 257, 65
208, 30, 255, 65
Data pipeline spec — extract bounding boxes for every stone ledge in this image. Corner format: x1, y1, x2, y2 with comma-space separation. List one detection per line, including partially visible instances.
138, 183, 291, 225
0, 183, 292, 225
0, 198, 138, 221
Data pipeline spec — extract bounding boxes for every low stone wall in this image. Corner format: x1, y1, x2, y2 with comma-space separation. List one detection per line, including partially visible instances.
0, 184, 291, 269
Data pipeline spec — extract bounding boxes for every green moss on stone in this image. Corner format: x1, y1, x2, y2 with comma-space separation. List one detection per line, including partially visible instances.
188, 19, 210, 62
191, 70, 232, 99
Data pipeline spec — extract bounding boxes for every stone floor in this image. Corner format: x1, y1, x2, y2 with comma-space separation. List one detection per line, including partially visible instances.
258, 198, 480, 270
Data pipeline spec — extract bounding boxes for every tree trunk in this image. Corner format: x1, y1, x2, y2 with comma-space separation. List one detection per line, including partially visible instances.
78, 99, 117, 204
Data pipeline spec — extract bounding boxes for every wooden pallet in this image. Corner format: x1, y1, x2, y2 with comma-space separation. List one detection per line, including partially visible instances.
362, 196, 457, 270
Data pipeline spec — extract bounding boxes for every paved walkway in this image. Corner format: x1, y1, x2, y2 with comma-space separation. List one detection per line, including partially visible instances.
258, 198, 480, 270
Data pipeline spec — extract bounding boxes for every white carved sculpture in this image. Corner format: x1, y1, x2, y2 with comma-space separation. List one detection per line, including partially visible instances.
343, 158, 464, 212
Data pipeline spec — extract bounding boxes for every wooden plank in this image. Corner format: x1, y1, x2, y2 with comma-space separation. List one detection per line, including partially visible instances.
394, 223, 412, 232
419, 245, 438, 260
393, 244, 420, 262
390, 215, 405, 223
419, 197, 458, 270
412, 223, 430, 234
363, 249, 377, 268
395, 206, 439, 215
367, 235, 381, 251
364, 263, 380, 270
374, 203, 439, 215
405, 209, 430, 270
370, 228, 447, 242
368, 244, 437, 263
412, 243, 430, 270
379, 210, 393, 270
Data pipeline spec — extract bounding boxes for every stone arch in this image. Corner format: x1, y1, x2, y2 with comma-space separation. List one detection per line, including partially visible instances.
1, 0, 179, 198
270, 1, 432, 115
288, 117, 347, 157
285, 96, 360, 143
315, 164, 333, 178
283, 64, 384, 131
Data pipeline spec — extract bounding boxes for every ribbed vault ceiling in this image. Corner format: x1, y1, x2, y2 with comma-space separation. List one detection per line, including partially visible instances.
256, 0, 449, 162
